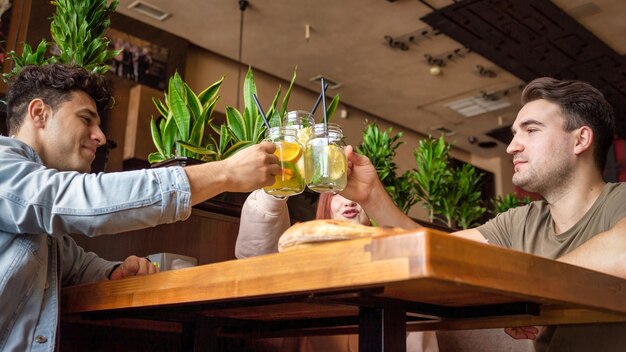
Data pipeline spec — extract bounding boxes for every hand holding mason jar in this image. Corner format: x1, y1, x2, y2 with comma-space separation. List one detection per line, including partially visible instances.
263, 127, 305, 197
263, 111, 347, 196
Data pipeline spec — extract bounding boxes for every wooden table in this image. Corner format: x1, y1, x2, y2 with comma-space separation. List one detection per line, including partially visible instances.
61, 228, 626, 351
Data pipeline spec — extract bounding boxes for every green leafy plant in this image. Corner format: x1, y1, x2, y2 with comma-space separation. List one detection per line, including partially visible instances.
412, 135, 486, 229
446, 164, 486, 229
50, 0, 120, 74
491, 193, 531, 216
150, 66, 309, 163
2, 40, 58, 82
357, 124, 417, 213
148, 72, 223, 163
412, 135, 451, 222
2, 0, 119, 82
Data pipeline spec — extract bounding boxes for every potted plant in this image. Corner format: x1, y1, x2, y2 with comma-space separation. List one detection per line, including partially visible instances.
148, 66, 301, 166
357, 124, 417, 214
2, 0, 119, 80
148, 72, 224, 166
411, 135, 486, 229
412, 135, 451, 223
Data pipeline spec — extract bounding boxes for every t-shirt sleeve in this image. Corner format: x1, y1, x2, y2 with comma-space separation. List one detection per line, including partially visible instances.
605, 183, 626, 227
476, 206, 529, 248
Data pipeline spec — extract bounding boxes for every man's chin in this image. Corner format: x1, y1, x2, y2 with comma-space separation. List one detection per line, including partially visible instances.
512, 178, 537, 194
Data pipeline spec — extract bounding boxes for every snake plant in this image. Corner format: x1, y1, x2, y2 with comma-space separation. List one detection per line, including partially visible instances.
149, 72, 224, 163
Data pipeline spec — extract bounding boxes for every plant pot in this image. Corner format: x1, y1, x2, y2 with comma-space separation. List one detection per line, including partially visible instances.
195, 191, 251, 218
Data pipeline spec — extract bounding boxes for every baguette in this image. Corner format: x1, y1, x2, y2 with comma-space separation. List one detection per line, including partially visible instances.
278, 219, 406, 252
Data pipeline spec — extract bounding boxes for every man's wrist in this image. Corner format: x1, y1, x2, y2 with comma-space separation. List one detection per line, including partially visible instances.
107, 263, 122, 279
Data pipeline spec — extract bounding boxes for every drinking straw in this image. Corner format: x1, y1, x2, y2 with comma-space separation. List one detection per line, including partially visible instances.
252, 94, 271, 130
309, 83, 329, 117
321, 78, 328, 132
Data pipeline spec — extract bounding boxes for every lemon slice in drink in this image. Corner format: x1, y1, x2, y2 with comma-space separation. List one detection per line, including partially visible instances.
297, 128, 311, 146
275, 141, 302, 162
326, 145, 346, 179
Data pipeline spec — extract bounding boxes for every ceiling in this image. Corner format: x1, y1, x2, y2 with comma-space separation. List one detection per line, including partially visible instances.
114, 0, 626, 158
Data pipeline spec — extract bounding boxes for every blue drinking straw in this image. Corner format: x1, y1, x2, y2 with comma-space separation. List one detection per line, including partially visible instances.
252, 94, 271, 130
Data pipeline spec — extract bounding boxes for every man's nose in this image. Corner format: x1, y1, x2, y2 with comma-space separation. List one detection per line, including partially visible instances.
506, 136, 522, 155
93, 126, 107, 147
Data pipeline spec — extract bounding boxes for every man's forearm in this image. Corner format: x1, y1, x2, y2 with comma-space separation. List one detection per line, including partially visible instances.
363, 181, 421, 229
184, 143, 278, 205
185, 161, 229, 205
557, 218, 626, 279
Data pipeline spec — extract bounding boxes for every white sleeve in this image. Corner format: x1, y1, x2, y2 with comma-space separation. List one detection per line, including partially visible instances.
235, 190, 291, 258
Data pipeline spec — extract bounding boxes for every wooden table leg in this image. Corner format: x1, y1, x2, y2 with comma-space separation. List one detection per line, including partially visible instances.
359, 307, 407, 352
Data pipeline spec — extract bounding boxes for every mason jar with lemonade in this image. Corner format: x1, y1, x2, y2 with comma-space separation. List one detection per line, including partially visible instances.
263, 127, 305, 197
304, 123, 347, 193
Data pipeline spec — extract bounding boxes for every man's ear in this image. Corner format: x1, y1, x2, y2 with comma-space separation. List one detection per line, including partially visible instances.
573, 126, 593, 156
27, 98, 49, 128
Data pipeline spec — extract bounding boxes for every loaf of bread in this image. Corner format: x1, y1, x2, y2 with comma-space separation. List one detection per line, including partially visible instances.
278, 219, 407, 252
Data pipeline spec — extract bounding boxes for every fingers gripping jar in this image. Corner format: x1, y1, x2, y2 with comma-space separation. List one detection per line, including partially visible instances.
304, 123, 347, 193
263, 127, 305, 197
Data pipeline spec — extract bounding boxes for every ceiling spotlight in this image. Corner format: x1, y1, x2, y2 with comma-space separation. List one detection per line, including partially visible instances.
429, 66, 442, 76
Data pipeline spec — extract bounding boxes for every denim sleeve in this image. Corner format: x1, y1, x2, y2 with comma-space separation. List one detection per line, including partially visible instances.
0, 142, 192, 236
59, 234, 120, 286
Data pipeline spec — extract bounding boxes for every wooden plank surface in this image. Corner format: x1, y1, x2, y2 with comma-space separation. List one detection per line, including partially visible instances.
61, 228, 626, 330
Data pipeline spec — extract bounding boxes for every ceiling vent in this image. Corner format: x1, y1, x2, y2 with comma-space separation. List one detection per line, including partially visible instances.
309, 75, 342, 90
128, 1, 171, 21
445, 95, 511, 118
430, 125, 456, 136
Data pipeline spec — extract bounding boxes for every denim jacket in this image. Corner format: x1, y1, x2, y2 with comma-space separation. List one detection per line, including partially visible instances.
0, 136, 192, 351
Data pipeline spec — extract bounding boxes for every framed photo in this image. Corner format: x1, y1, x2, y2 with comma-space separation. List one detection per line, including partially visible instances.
106, 28, 170, 90
107, 12, 188, 90
0, 0, 11, 65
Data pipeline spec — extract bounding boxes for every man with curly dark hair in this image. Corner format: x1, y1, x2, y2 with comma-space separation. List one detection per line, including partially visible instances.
0, 64, 279, 350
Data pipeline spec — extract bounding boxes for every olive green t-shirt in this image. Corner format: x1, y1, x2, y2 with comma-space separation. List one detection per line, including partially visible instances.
477, 182, 626, 352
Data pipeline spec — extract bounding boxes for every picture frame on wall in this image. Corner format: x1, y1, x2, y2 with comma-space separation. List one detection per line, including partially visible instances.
107, 12, 188, 90
0, 0, 12, 66
106, 28, 169, 90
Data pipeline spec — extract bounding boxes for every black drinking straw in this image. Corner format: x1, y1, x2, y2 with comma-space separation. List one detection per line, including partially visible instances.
321, 78, 328, 132
252, 94, 271, 130
310, 83, 329, 117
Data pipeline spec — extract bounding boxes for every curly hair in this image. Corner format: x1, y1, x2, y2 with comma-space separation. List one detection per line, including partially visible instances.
521, 77, 615, 171
6, 64, 113, 135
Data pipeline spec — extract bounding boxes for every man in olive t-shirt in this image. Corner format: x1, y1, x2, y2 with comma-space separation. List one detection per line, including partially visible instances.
340, 77, 626, 351
478, 182, 626, 351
